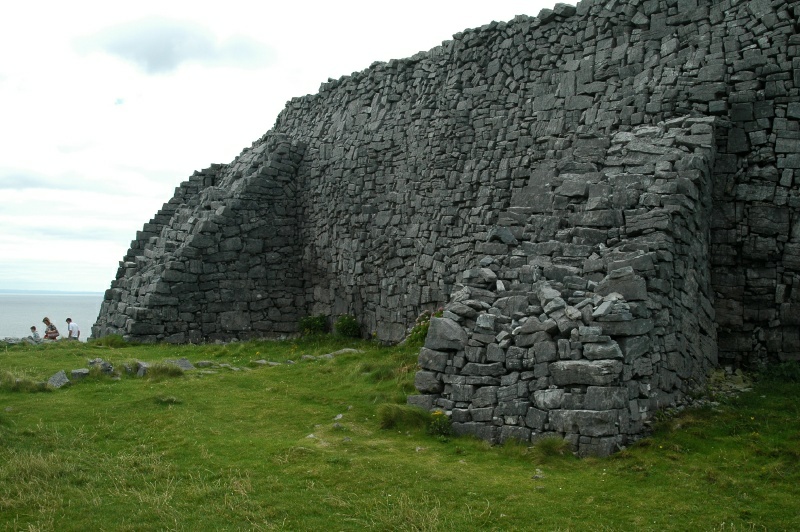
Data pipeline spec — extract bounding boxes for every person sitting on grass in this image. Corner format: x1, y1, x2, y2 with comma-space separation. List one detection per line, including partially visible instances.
42, 317, 59, 341
66, 318, 80, 341
26, 326, 42, 344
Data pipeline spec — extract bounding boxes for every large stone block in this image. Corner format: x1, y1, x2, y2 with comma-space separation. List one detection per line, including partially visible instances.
525, 407, 548, 430
533, 340, 559, 363
462, 363, 505, 377
424, 318, 468, 351
451, 384, 476, 402
595, 268, 648, 301
533, 389, 564, 409
471, 386, 498, 408
584, 387, 628, 410
414, 371, 443, 394
583, 341, 624, 360
618, 336, 651, 361
418, 348, 449, 372
550, 360, 623, 386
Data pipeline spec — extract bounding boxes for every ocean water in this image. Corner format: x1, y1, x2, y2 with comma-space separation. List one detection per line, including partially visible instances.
0, 293, 104, 341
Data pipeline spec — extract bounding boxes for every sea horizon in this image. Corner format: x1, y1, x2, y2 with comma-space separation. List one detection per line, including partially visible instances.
0, 292, 105, 341
0, 288, 105, 295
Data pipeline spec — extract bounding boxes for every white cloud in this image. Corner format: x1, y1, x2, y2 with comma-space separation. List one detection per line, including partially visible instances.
0, 0, 574, 292
76, 17, 275, 74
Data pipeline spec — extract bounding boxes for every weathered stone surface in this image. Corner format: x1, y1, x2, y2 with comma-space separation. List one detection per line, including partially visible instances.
525, 407, 548, 430
47, 371, 69, 389
533, 340, 559, 363
471, 386, 498, 408
418, 348, 449, 372
584, 387, 628, 410
618, 336, 651, 361
424, 318, 467, 351
533, 389, 564, 410
220, 311, 251, 332
577, 437, 620, 458
462, 268, 498, 287
583, 342, 624, 360
451, 384, 475, 402
550, 360, 623, 386
71, 368, 90, 381
516, 317, 559, 336
595, 269, 648, 301
414, 371, 442, 394
549, 410, 618, 437
462, 363, 504, 377
136, 361, 150, 377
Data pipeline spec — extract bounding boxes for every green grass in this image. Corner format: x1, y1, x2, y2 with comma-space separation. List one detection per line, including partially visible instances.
1, 339, 798, 530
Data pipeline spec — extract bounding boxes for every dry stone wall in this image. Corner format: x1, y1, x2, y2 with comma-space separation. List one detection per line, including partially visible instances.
407, 115, 719, 456
93, 0, 800, 453
96, 135, 308, 342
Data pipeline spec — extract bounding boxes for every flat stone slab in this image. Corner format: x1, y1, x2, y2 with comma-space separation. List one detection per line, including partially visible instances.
71, 368, 90, 380
549, 360, 623, 386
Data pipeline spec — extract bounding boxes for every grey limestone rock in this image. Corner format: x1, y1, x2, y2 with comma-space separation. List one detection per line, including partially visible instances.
418, 348, 449, 372
583, 342, 624, 361
584, 387, 628, 410
414, 371, 443, 394
424, 318, 468, 351
407, 394, 435, 411
533, 389, 564, 410
47, 371, 69, 389
133, 361, 149, 377
71, 368, 90, 381
550, 360, 623, 386
595, 269, 648, 301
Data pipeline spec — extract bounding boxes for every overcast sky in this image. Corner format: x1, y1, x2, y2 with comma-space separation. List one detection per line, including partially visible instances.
0, 0, 573, 293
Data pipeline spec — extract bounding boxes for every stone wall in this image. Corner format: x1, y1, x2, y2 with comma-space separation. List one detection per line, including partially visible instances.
407, 115, 719, 456
95, 135, 308, 342
94, 0, 800, 451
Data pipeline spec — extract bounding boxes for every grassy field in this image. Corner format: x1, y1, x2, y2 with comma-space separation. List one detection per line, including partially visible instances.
1, 337, 798, 531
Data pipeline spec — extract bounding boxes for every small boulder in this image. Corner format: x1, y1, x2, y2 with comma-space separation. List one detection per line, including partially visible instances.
47, 370, 69, 389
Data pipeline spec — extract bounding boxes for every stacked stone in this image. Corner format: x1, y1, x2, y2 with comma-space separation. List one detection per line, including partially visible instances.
411, 271, 647, 457
410, 117, 718, 456
93, 134, 308, 342
702, 1, 800, 366
94, 0, 798, 380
